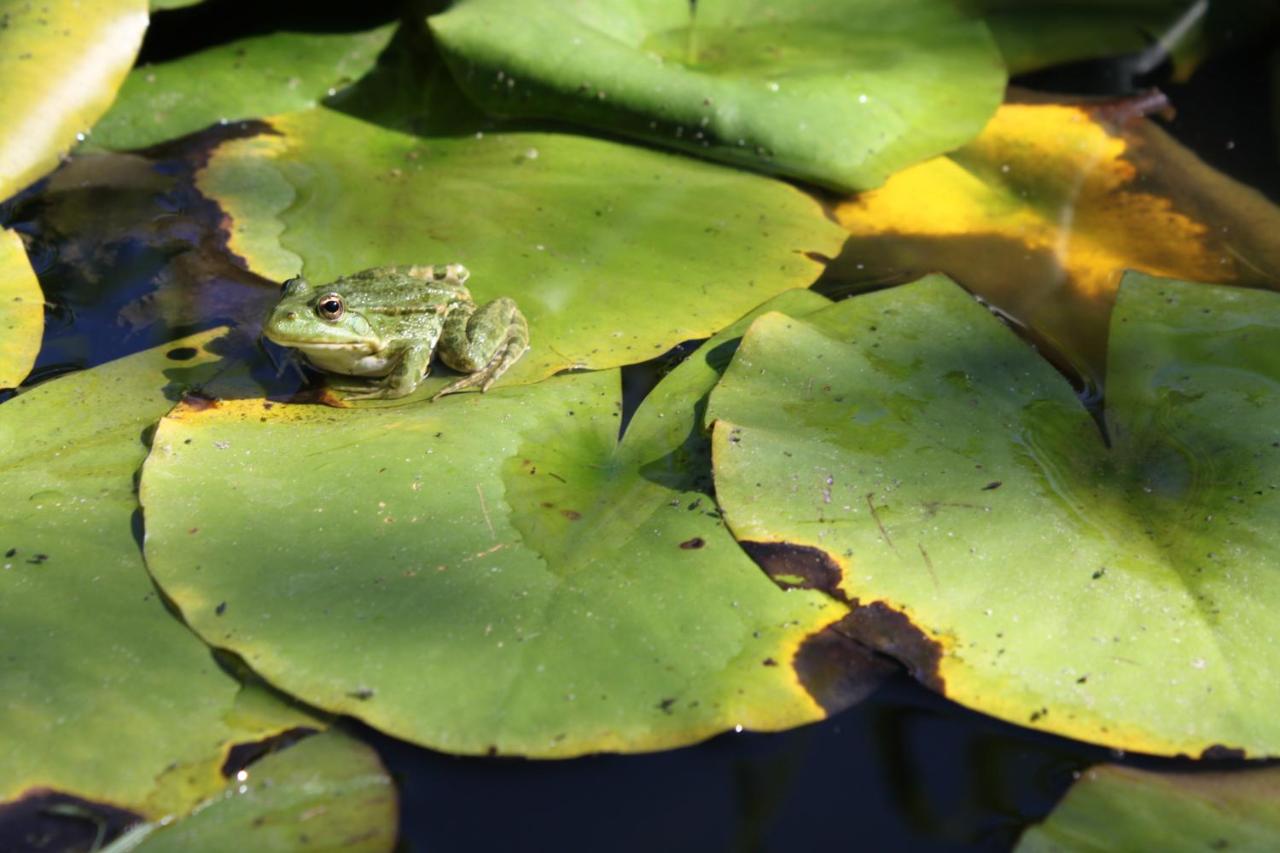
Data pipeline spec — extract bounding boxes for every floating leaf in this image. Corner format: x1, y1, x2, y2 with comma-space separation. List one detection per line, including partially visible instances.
1017, 764, 1280, 852
965, 1, 1195, 75
0, 229, 42, 388
123, 732, 396, 853
90, 26, 395, 151
138, 292, 882, 757
149, 0, 204, 9
428, 0, 1005, 192
197, 105, 843, 390
833, 101, 1280, 384
0, 0, 148, 201
708, 273, 1280, 757
0, 330, 315, 816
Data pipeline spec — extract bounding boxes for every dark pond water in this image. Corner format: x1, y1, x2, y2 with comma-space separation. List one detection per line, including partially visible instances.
4, 3, 1277, 851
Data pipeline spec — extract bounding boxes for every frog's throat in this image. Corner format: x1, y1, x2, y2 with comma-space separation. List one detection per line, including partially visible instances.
271, 339, 379, 353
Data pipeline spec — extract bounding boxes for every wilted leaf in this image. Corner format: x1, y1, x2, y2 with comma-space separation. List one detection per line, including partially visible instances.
834, 101, 1280, 384
0, 330, 315, 816
1018, 764, 1280, 852
138, 292, 883, 758
196, 104, 843, 391
0, 229, 42, 388
428, 0, 1005, 192
90, 26, 395, 151
124, 732, 396, 853
0, 0, 148, 201
709, 273, 1280, 757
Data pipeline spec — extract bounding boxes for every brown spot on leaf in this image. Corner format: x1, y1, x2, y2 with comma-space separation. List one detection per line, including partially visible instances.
181, 391, 218, 412
0, 790, 141, 853
657, 698, 676, 714
740, 540, 846, 600
793, 616, 896, 714
560, 509, 581, 521
679, 537, 705, 550
1201, 743, 1247, 760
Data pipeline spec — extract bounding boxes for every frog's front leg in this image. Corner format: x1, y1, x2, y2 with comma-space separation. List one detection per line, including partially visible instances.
338, 343, 433, 400
434, 298, 529, 400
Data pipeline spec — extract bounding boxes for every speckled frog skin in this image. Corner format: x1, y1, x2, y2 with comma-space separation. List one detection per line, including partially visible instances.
263, 264, 529, 400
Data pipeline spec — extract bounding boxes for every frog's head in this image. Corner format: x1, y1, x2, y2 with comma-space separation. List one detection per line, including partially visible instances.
263, 276, 380, 354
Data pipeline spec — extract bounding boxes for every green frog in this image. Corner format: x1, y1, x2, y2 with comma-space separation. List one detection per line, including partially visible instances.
262, 264, 529, 401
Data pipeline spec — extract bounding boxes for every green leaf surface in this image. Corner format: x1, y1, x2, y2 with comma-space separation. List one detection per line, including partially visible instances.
149, 0, 205, 9
1017, 764, 1280, 852
0, 229, 42, 388
428, 0, 1005, 192
121, 732, 396, 853
707, 273, 1280, 757
197, 105, 843, 391
0, 0, 148, 201
90, 26, 395, 151
0, 330, 315, 816
964, 1, 1193, 75
139, 293, 866, 758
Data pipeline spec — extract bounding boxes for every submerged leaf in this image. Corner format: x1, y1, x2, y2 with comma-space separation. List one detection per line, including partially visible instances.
1017, 764, 1280, 852
709, 273, 1280, 757
138, 292, 884, 757
0, 331, 315, 816
90, 26, 395, 151
122, 732, 396, 853
197, 105, 843, 391
429, 0, 1005, 192
0, 229, 42, 388
834, 101, 1280, 384
0, 0, 148, 201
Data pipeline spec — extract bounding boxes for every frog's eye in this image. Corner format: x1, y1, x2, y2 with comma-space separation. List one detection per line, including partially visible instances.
316, 293, 345, 321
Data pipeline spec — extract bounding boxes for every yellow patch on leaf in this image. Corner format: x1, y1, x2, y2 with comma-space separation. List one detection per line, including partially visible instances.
838, 104, 1227, 299
0, 229, 43, 388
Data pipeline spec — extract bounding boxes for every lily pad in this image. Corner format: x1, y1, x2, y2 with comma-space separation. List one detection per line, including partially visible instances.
0, 330, 315, 816
1017, 764, 1280, 852
708, 273, 1280, 757
121, 731, 396, 853
0, 0, 148, 201
197, 104, 843, 390
138, 292, 876, 757
428, 0, 1005, 192
833, 101, 1280, 386
90, 26, 396, 151
0, 229, 42, 388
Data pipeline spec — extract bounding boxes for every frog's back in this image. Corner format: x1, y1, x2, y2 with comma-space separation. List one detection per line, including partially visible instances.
336, 264, 472, 309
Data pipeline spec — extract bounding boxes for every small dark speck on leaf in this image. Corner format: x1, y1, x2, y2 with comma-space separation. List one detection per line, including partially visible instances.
348, 687, 375, 701
762, 658, 777, 666
4, 548, 13, 557
216, 601, 227, 616
166, 346, 198, 361
658, 698, 675, 714
680, 537, 705, 550
27, 553, 48, 565
1077, 675, 1088, 683
982, 481, 1002, 490
1092, 567, 1107, 580
1030, 707, 1048, 722
183, 438, 192, 444
561, 509, 582, 521
188, 527, 198, 535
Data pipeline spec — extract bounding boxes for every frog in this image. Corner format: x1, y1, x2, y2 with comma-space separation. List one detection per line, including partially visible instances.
262, 263, 529, 401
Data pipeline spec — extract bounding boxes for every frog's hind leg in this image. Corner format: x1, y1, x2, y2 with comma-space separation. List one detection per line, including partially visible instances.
433, 297, 529, 400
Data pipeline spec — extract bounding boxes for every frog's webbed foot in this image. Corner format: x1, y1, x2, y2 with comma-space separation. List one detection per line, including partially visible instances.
433, 297, 529, 401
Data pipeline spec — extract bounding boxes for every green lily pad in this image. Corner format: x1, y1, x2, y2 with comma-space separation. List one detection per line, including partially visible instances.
708, 273, 1280, 757
118, 731, 396, 853
89, 26, 395, 151
138, 292, 877, 757
197, 104, 843, 390
0, 330, 315, 817
428, 0, 1005, 192
0, 0, 148, 201
964, 1, 1194, 75
149, 0, 204, 9
1017, 764, 1280, 852
0, 229, 42, 388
